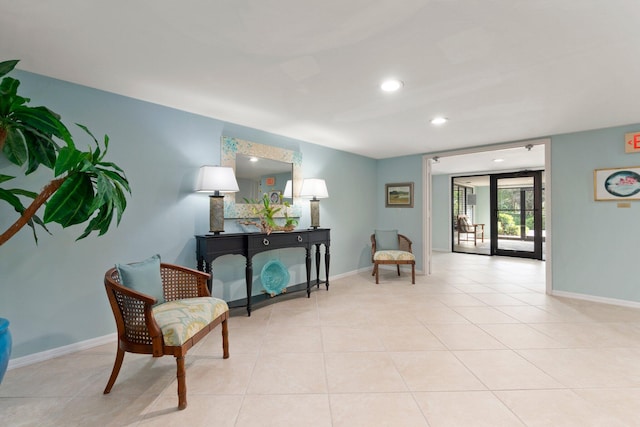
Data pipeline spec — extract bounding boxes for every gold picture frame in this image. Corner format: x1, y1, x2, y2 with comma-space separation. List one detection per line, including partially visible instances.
385, 182, 414, 208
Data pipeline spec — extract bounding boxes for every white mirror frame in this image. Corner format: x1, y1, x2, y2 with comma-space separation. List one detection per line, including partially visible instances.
221, 136, 302, 219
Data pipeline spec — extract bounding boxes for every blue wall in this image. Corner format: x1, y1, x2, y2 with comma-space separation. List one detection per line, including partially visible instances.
551, 125, 640, 300
3, 70, 640, 361
0, 71, 377, 358
376, 155, 424, 271
431, 174, 450, 252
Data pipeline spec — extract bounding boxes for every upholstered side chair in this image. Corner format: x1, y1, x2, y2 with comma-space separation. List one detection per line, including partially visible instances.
371, 230, 416, 284
103, 260, 229, 410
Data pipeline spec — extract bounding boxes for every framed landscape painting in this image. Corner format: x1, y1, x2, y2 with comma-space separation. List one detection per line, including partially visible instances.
385, 182, 414, 207
594, 167, 640, 201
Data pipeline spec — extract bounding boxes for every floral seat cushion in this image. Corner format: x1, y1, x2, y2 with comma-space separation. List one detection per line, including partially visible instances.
373, 250, 415, 261
152, 297, 229, 346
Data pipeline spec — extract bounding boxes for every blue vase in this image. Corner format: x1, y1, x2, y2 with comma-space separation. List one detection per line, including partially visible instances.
0, 318, 11, 384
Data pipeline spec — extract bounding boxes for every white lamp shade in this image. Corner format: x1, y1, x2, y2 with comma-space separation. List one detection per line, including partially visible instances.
196, 166, 239, 193
300, 178, 328, 199
283, 180, 293, 198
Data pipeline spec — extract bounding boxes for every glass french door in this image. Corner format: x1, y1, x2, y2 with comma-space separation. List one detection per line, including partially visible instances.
490, 171, 544, 260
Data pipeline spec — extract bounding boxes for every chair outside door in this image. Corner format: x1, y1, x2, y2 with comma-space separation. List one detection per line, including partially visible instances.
457, 215, 484, 246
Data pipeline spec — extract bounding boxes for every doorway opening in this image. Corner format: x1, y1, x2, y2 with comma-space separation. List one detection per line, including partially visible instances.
452, 170, 545, 260
452, 176, 489, 255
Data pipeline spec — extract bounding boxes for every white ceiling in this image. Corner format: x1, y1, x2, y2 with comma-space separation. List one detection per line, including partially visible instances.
1, 1, 639, 160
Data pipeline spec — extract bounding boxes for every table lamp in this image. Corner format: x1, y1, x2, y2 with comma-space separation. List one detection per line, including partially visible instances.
196, 166, 239, 234
300, 178, 328, 229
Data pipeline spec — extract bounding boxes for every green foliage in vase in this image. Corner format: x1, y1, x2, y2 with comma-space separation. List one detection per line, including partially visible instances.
241, 193, 298, 233
283, 211, 298, 228
244, 194, 282, 229
0, 59, 131, 245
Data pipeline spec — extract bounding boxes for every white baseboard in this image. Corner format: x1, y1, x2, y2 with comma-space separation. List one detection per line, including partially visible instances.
328, 269, 366, 280
551, 290, 640, 309
8, 333, 116, 370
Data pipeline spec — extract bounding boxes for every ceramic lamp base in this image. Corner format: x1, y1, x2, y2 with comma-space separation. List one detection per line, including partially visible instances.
310, 199, 320, 229
209, 194, 225, 233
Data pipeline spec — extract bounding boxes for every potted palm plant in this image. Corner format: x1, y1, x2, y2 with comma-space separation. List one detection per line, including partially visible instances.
240, 193, 298, 234
0, 59, 131, 382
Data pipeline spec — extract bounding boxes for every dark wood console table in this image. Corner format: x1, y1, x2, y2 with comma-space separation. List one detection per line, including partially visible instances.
195, 228, 330, 316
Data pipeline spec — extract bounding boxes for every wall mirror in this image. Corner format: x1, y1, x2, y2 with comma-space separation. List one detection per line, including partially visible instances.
221, 136, 302, 218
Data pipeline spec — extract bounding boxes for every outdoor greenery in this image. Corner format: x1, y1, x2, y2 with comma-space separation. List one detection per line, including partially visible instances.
454, 182, 545, 239
497, 212, 521, 236
497, 188, 527, 236
497, 187, 545, 237
0, 59, 131, 246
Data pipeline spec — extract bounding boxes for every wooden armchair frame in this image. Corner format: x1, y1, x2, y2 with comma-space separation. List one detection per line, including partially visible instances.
457, 215, 484, 246
103, 262, 229, 410
370, 233, 416, 284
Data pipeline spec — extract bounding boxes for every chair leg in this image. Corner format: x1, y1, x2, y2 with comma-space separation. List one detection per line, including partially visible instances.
374, 263, 379, 284
176, 356, 187, 410
396, 264, 401, 276
222, 318, 229, 359
411, 263, 415, 284
103, 347, 125, 394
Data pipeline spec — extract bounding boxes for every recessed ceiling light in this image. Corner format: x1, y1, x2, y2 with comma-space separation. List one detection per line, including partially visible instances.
493, 158, 505, 163
249, 157, 258, 162
380, 79, 403, 92
430, 117, 448, 125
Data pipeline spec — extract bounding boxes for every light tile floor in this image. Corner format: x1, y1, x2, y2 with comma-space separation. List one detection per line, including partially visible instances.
3, 252, 640, 426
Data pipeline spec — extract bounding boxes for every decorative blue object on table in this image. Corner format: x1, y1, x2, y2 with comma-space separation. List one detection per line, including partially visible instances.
260, 260, 290, 296
0, 318, 11, 383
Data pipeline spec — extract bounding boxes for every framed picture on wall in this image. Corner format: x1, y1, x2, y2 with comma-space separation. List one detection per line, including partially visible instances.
594, 167, 640, 201
385, 182, 414, 207
268, 191, 281, 204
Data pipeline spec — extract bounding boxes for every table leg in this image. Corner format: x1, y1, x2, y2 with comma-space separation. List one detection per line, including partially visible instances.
305, 247, 312, 297
324, 244, 330, 290
201, 259, 213, 295
245, 258, 253, 316
315, 243, 321, 288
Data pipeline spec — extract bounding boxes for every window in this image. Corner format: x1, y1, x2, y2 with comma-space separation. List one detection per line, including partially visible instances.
453, 184, 474, 228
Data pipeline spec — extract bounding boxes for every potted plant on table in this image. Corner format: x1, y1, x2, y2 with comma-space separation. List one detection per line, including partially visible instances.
240, 193, 298, 234
0, 59, 131, 382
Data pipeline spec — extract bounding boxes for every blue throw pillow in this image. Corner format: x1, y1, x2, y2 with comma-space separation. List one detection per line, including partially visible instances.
375, 230, 399, 250
116, 254, 165, 304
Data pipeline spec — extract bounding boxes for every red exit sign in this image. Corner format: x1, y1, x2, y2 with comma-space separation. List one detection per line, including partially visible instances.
626, 132, 640, 153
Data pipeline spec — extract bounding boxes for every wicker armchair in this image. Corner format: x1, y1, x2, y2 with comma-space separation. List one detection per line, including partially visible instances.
371, 232, 416, 284
103, 262, 229, 410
